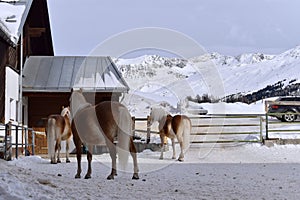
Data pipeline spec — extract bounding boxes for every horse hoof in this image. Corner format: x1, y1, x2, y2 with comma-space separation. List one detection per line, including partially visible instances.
172, 156, 176, 159
84, 175, 91, 179
50, 161, 57, 164
57, 160, 61, 163
66, 159, 71, 163
107, 175, 114, 180
159, 157, 163, 160
132, 174, 139, 180
177, 158, 184, 162
75, 175, 81, 179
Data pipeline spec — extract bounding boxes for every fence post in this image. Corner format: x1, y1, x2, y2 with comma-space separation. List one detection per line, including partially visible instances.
259, 116, 263, 142
4, 124, 8, 160
31, 130, 35, 155
146, 116, 151, 144
265, 113, 269, 140
25, 127, 28, 156
15, 125, 18, 159
4, 123, 11, 161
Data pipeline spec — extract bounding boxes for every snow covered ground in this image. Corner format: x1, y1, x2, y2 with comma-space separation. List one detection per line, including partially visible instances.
1, 144, 300, 200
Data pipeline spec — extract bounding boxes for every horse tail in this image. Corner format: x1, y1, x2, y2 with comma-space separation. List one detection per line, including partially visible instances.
47, 117, 56, 161
182, 117, 191, 152
117, 106, 131, 169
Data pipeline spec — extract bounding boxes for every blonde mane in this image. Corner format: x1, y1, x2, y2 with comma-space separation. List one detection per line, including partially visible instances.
70, 90, 91, 118
149, 106, 168, 125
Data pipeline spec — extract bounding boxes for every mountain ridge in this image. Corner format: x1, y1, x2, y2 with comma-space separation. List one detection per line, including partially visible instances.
114, 45, 300, 107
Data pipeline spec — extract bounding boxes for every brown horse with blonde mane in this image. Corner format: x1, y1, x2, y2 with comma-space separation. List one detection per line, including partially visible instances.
70, 89, 139, 180
149, 106, 191, 161
46, 106, 72, 164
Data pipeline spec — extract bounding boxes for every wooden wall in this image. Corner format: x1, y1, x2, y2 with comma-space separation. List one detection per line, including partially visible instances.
26, 93, 70, 127
24, 92, 120, 154
25, 92, 120, 128
22, 0, 54, 59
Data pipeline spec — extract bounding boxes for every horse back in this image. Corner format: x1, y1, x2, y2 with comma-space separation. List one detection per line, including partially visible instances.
171, 115, 191, 134
47, 115, 65, 132
94, 101, 127, 132
48, 114, 71, 139
163, 115, 173, 137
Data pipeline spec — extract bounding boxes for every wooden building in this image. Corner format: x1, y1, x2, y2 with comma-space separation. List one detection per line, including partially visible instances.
1, 1, 129, 154
22, 56, 129, 154
0, 0, 53, 124
22, 56, 129, 128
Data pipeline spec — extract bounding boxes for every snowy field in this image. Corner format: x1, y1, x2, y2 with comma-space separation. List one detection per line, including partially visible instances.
1, 144, 300, 200
1, 100, 300, 199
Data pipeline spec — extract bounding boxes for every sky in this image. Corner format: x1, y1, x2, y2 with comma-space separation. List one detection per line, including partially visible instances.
47, 0, 300, 58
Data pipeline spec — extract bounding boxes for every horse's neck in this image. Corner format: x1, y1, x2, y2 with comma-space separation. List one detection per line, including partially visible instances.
72, 103, 91, 117
63, 115, 71, 125
78, 103, 91, 111
71, 92, 91, 117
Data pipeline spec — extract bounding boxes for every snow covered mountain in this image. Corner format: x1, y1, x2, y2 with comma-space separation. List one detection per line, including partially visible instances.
114, 46, 300, 114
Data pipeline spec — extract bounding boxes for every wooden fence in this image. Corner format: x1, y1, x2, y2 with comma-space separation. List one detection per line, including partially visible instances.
189, 114, 264, 144
132, 114, 264, 144
265, 112, 300, 140
2, 113, 299, 159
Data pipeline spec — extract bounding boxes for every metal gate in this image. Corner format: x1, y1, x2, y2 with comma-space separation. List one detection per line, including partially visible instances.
0, 123, 36, 160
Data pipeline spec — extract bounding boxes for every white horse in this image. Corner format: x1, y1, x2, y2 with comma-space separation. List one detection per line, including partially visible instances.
70, 89, 139, 180
46, 106, 72, 164
149, 106, 191, 161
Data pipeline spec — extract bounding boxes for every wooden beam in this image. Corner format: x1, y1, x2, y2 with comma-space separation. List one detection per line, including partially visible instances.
28, 28, 46, 37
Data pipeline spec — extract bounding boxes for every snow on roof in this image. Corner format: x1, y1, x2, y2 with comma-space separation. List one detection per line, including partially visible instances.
22, 56, 129, 93
0, 0, 32, 46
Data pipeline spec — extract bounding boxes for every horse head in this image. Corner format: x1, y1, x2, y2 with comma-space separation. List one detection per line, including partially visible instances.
61, 106, 71, 121
148, 106, 168, 127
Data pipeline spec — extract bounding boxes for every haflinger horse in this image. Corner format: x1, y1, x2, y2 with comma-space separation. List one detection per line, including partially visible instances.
46, 106, 72, 164
70, 89, 139, 180
148, 106, 191, 161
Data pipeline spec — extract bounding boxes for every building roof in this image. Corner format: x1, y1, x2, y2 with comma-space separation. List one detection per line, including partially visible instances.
0, 0, 32, 46
22, 56, 129, 93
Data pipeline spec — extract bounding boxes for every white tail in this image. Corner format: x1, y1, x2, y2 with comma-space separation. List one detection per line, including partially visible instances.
47, 118, 56, 161
182, 119, 191, 152
117, 107, 131, 169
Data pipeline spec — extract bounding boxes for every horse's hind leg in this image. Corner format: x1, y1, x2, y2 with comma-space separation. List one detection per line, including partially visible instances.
130, 137, 139, 180
84, 149, 93, 179
159, 132, 165, 160
75, 144, 82, 178
55, 139, 61, 163
106, 140, 117, 180
66, 137, 71, 163
50, 143, 56, 164
177, 136, 184, 162
171, 138, 176, 159
72, 124, 82, 178
54, 139, 61, 163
